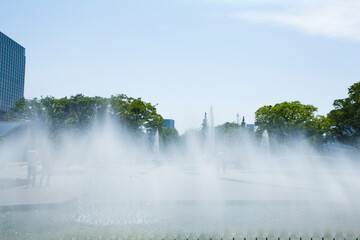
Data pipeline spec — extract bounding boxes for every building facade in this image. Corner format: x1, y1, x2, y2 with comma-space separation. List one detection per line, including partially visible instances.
0, 32, 26, 117
163, 119, 175, 129
246, 124, 255, 132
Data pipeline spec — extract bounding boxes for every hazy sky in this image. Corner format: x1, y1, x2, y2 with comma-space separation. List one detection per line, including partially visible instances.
1, 0, 359, 133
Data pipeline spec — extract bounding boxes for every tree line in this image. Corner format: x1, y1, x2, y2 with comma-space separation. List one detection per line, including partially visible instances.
6, 81, 360, 151
198, 81, 359, 151
254, 81, 360, 149
7, 94, 164, 138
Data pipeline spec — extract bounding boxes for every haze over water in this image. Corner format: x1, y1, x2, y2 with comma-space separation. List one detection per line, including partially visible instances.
1, 115, 359, 238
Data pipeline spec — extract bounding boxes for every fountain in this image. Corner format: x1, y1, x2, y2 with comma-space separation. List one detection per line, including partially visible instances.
262, 129, 270, 157
208, 106, 215, 156
153, 129, 160, 161
0, 116, 360, 239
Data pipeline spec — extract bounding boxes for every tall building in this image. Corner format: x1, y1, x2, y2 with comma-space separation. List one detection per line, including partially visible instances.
246, 124, 255, 132
0, 32, 26, 118
163, 119, 175, 129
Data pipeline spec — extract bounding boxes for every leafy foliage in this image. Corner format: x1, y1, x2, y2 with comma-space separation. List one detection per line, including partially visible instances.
255, 101, 325, 146
216, 122, 240, 144
241, 116, 246, 128
201, 112, 208, 139
160, 127, 180, 147
327, 81, 360, 148
216, 119, 254, 147
7, 97, 45, 121
7, 94, 163, 137
109, 94, 163, 135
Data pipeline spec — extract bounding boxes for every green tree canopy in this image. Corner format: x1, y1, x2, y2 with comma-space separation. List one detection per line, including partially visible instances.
216, 122, 240, 144
8, 94, 163, 137
160, 127, 180, 147
201, 112, 208, 139
327, 81, 360, 148
255, 101, 325, 146
241, 116, 246, 128
8, 95, 107, 133
109, 94, 163, 135
7, 97, 46, 121
42, 94, 108, 132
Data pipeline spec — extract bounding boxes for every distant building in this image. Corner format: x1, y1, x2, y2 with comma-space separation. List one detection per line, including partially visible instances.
0, 121, 28, 137
0, 32, 26, 119
246, 124, 255, 132
163, 119, 175, 129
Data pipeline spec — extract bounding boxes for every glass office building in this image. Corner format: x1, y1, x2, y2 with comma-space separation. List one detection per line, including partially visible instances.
163, 119, 175, 129
0, 32, 26, 115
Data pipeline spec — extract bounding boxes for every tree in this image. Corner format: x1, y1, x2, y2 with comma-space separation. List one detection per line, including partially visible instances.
7, 98, 45, 121
216, 122, 240, 144
8, 94, 163, 137
65, 94, 108, 128
7, 95, 108, 140
160, 127, 180, 147
109, 94, 163, 134
255, 101, 325, 147
41, 94, 107, 133
327, 81, 360, 148
201, 112, 208, 139
241, 116, 246, 129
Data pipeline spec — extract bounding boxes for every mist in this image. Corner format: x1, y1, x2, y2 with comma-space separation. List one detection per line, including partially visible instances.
1, 112, 359, 239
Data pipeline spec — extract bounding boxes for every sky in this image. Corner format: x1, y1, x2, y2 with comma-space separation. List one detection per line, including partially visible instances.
1, 0, 359, 133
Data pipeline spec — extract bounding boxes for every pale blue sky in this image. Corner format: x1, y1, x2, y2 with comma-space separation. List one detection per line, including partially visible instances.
1, 0, 359, 132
